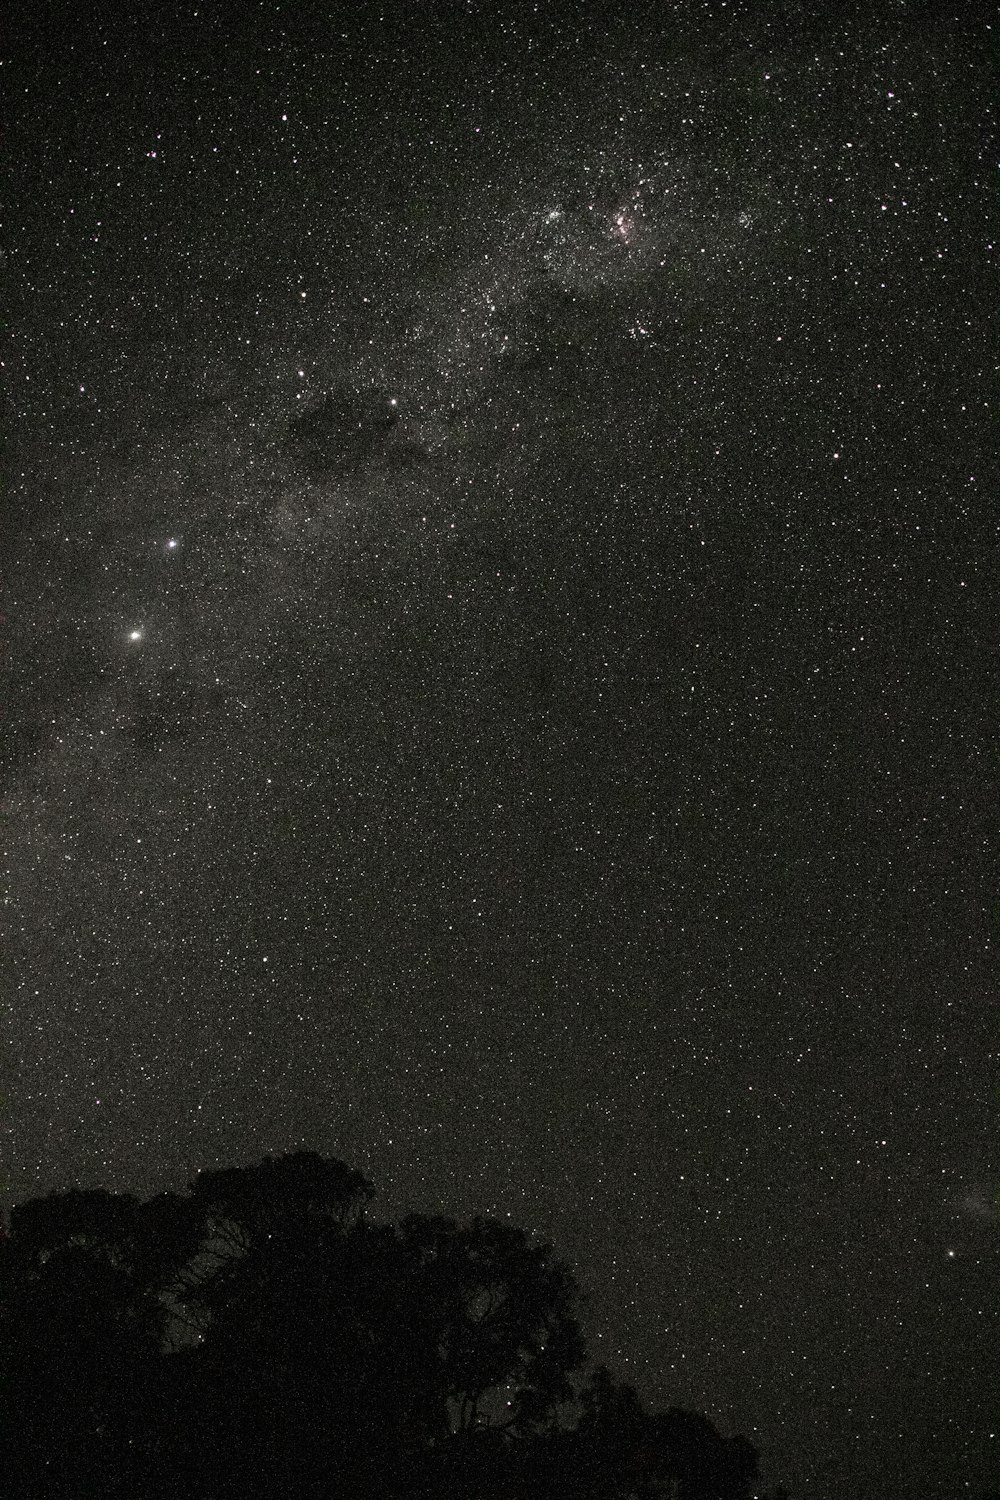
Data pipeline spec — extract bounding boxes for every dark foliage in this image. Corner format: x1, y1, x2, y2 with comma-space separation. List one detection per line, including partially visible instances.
0, 1151, 763, 1498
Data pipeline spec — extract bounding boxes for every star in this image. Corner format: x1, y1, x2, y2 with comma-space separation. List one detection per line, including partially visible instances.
610, 208, 638, 245
2, 13, 991, 1500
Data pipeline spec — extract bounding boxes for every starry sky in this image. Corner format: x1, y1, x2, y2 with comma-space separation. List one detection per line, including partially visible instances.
1, 2, 995, 1496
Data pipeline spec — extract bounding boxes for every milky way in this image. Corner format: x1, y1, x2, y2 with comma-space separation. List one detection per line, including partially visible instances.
1, 6, 994, 1497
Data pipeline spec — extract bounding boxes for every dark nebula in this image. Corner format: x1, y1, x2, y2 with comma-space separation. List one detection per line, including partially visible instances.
1, 3, 993, 1496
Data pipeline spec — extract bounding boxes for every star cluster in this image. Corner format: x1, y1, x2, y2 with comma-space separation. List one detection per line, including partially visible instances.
1, 5, 994, 1498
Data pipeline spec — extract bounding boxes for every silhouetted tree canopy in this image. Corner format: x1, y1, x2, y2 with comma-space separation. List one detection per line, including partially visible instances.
0, 1151, 766, 1499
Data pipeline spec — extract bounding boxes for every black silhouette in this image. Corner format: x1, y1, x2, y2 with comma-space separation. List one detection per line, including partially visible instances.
0, 1151, 766, 1499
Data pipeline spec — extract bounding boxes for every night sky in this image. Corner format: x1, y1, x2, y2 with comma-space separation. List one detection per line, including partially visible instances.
1, 3, 995, 1496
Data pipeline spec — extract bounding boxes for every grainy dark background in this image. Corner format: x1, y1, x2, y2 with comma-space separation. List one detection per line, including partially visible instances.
1, 3, 994, 1494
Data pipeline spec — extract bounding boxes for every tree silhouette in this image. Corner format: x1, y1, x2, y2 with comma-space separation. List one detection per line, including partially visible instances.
0, 1151, 763, 1499
0, 1186, 198, 1496
397, 1212, 586, 1437
644, 1406, 760, 1499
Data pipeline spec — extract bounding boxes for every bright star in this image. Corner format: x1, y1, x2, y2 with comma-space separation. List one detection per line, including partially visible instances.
610, 207, 638, 245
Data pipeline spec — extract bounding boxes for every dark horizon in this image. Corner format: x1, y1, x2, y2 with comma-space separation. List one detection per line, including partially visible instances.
1, 1150, 773, 1496
1, 2, 994, 1496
